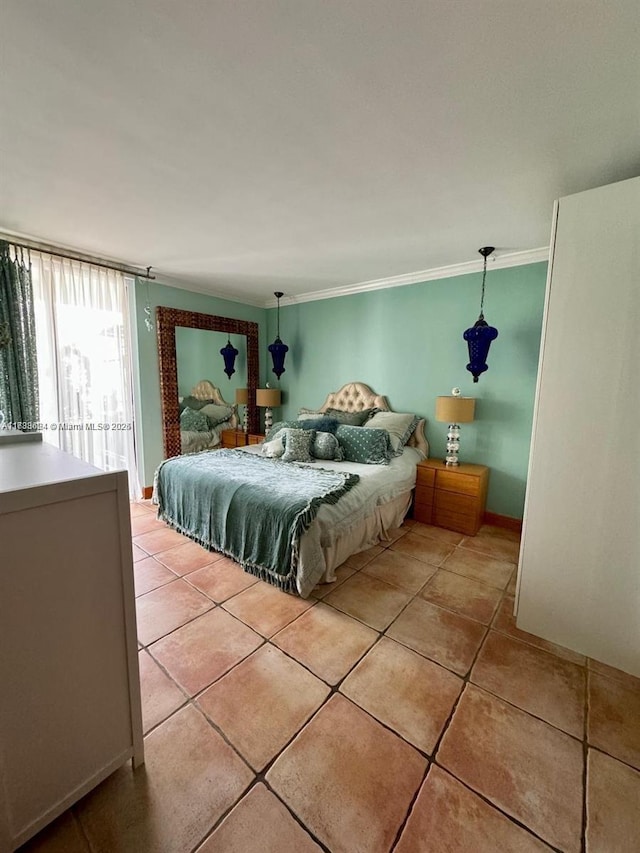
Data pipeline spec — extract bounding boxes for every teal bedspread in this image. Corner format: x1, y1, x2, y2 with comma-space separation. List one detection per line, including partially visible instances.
153, 450, 360, 593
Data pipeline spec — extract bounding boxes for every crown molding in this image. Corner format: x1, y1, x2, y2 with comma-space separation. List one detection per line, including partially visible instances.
266, 247, 550, 307
150, 273, 266, 308
1, 225, 548, 309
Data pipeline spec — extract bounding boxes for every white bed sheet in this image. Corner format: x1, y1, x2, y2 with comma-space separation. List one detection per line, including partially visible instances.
240, 444, 421, 596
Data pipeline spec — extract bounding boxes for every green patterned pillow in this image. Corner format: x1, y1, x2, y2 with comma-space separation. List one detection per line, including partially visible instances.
265, 420, 301, 442
281, 428, 316, 463
179, 407, 210, 432
312, 431, 344, 461
335, 425, 393, 465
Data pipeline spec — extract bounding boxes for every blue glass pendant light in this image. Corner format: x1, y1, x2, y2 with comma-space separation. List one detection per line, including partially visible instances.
464, 246, 498, 382
268, 291, 289, 379
220, 335, 239, 379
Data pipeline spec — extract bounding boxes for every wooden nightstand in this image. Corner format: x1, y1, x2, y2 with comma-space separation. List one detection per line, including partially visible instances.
221, 430, 265, 448
414, 459, 489, 536
221, 429, 248, 448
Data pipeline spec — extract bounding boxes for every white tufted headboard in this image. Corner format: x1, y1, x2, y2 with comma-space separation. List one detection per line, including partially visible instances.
317, 382, 388, 413
307, 381, 428, 457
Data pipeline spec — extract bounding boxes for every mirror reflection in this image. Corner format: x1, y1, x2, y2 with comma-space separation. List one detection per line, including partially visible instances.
156, 306, 259, 460
175, 328, 246, 454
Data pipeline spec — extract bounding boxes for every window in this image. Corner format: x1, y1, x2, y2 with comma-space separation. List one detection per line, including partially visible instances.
31, 252, 140, 498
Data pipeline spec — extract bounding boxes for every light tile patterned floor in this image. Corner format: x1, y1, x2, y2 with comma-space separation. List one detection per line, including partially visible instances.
19, 507, 640, 853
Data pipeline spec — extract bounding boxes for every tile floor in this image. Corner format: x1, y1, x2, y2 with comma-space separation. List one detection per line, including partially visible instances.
20, 505, 640, 853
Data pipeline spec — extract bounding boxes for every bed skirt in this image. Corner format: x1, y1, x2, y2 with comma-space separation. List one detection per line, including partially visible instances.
301, 490, 413, 591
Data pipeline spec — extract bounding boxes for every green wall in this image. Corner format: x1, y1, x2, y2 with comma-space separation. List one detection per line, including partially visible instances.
131, 280, 266, 485
266, 262, 547, 518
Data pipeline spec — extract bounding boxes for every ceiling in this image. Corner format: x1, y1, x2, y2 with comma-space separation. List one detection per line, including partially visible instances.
1, 1, 638, 306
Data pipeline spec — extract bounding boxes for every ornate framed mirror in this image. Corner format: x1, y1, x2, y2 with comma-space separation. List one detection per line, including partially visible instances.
156, 306, 259, 458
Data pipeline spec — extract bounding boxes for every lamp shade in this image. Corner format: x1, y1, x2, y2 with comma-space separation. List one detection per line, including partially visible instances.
436, 395, 475, 423
256, 388, 281, 408
235, 388, 248, 405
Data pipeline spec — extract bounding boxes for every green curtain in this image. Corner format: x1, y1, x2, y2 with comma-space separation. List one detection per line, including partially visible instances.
0, 241, 40, 427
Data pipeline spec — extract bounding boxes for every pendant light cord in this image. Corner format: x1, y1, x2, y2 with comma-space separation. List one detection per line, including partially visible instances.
479, 254, 487, 320
274, 291, 284, 340
477, 247, 494, 321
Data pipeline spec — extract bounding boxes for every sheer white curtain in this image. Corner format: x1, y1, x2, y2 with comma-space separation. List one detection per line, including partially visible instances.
31, 251, 140, 498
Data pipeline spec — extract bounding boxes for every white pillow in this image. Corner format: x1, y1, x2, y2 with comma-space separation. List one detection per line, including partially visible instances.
363, 411, 419, 453
261, 430, 285, 458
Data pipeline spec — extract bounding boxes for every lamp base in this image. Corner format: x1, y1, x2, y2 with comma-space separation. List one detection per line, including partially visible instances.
242, 406, 248, 434
444, 422, 461, 467
264, 407, 273, 433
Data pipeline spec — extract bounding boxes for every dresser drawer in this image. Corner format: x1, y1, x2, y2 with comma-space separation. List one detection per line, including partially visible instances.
247, 434, 264, 445
435, 469, 483, 496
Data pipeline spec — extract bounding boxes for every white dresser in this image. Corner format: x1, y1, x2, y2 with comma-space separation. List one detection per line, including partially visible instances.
0, 440, 143, 852
516, 176, 640, 676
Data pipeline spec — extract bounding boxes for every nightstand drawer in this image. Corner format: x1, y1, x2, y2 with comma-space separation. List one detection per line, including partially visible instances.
415, 484, 434, 507
416, 466, 436, 487
412, 502, 433, 524
433, 507, 479, 536
435, 490, 477, 515
436, 470, 482, 496
247, 434, 264, 445
221, 430, 249, 448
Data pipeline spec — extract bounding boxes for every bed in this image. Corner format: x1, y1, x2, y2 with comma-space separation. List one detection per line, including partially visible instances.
155, 381, 428, 598
178, 380, 238, 454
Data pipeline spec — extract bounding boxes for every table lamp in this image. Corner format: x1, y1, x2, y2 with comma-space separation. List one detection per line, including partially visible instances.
256, 385, 281, 433
435, 388, 476, 466
235, 388, 248, 433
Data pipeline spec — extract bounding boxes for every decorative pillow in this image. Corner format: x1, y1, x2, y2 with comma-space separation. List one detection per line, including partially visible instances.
181, 395, 215, 412
335, 425, 393, 465
261, 430, 286, 458
363, 411, 420, 454
281, 428, 316, 463
312, 431, 344, 461
199, 402, 235, 427
294, 415, 340, 434
324, 407, 378, 426
179, 407, 210, 432
265, 418, 339, 441
264, 420, 298, 442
